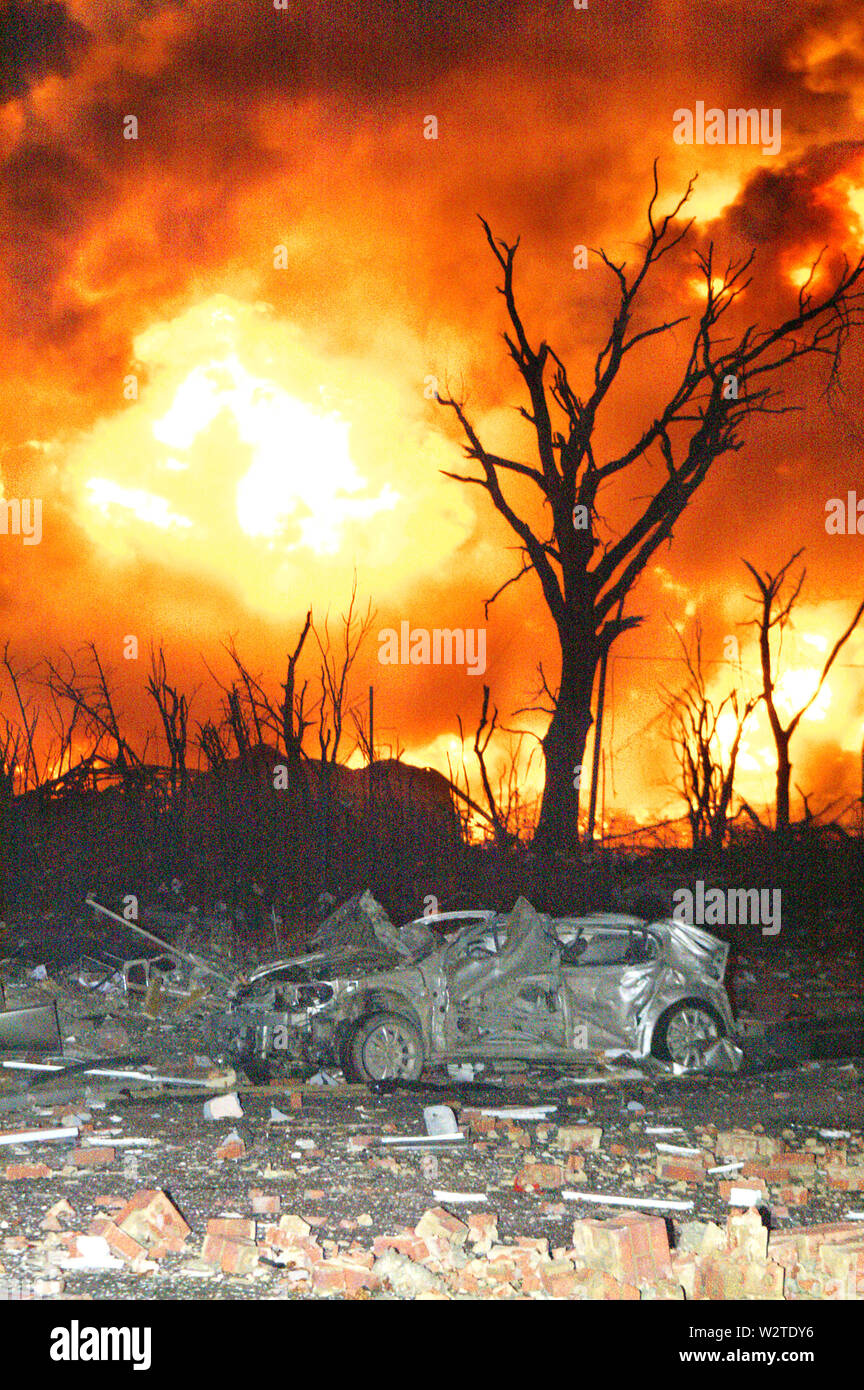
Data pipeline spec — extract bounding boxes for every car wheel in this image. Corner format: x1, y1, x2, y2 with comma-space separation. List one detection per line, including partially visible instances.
238, 1049, 271, 1085
344, 1012, 424, 1083
652, 1001, 724, 1066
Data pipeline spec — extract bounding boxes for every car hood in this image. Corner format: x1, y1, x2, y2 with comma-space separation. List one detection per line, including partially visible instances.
243, 944, 395, 988
241, 892, 427, 991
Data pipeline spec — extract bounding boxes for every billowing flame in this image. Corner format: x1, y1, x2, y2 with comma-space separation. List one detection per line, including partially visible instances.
61, 295, 474, 619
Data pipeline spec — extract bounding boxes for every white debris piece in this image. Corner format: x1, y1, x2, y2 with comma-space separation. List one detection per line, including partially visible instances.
423, 1105, 459, 1136
380, 1133, 465, 1146
562, 1191, 694, 1212
655, 1142, 703, 1157
86, 1068, 202, 1085
447, 1063, 481, 1081
479, 1105, 557, 1120
55, 1236, 124, 1270
2, 1060, 64, 1072
556, 1069, 644, 1085
203, 1092, 244, 1121
0, 1126, 78, 1147
81, 1135, 158, 1149
432, 1190, 489, 1203
727, 1187, 764, 1206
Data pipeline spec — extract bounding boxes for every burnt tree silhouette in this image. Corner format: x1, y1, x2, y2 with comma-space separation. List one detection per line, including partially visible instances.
743, 550, 864, 835
313, 576, 376, 888
145, 643, 195, 872
662, 622, 756, 858
438, 165, 864, 853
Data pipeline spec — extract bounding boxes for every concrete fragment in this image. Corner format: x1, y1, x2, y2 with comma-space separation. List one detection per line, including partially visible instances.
373, 1250, 446, 1297
204, 1092, 244, 1121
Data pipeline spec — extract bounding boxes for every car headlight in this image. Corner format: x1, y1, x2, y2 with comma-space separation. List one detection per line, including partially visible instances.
295, 982, 335, 1008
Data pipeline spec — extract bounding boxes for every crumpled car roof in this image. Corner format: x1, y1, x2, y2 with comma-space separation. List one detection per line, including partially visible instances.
309, 890, 414, 961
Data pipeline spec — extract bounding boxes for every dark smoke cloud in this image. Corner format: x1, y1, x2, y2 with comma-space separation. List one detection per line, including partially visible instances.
0, 0, 91, 100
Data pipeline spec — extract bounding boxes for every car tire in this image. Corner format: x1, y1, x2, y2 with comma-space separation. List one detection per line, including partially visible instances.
652, 1000, 725, 1065
238, 1049, 271, 1085
343, 1012, 425, 1083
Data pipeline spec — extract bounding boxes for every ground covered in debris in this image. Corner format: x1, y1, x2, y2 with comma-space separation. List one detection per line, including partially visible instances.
3, 916, 864, 1301
3, 997, 864, 1298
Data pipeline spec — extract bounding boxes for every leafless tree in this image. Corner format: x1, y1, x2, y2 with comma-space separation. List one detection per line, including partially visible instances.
146, 644, 194, 805
2, 646, 96, 789
313, 577, 375, 765
0, 716, 22, 799
743, 551, 864, 835
2, 645, 41, 791
196, 716, 230, 771
221, 616, 314, 764
662, 623, 756, 855
41, 643, 145, 782
448, 689, 538, 846
470, 684, 512, 848
42, 680, 86, 783
437, 163, 864, 851
445, 731, 491, 841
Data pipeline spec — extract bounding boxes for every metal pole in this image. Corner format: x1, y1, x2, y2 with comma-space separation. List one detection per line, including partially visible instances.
85, 897, 234, 984
587, 645, 609, 846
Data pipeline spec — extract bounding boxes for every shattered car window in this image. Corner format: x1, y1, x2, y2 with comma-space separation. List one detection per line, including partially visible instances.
561, 928, 658, 968
450, 928, 508, 959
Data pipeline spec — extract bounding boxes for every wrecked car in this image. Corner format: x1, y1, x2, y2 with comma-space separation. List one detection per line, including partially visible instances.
214, 893, 738, 1080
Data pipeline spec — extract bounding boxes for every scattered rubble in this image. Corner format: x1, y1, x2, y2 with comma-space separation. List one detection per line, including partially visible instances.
1, 898, 864, 1299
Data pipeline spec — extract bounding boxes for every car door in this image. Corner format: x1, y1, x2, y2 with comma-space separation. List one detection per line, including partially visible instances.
441, 915, 567, 1057
559, 924, 662, 1051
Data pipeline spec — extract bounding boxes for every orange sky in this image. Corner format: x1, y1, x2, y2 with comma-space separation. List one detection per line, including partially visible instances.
2, 0, 864, 832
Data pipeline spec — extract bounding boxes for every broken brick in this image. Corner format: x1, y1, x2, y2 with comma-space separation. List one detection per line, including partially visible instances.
415, 1207, 469, 1245
656, 1154, 706, 1184
88, 1217, 147, 1264
115, 1188, 190, 1252
71, 1147, 115, 1170
202, 1233, 259, 1275
249, 1189, 281, 1215
207, 1217, 256, 1242
514, 1163, 565, 1191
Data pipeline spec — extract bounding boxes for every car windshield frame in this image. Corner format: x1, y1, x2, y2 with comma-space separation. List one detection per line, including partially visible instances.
558, 922, 659, 968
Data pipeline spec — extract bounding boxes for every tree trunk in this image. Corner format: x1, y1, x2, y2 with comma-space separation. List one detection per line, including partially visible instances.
775, 739, 791, 835
535, 643, 597, 853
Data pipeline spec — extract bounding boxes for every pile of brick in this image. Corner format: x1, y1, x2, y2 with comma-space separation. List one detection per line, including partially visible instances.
13, 1182, 864, 1299
88, 1188, 191, 1270
769, 1222, 864, 1298
708, 1128, 864, 1206
672, 1208, 785, 1298
249, 1203, 864, 1300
